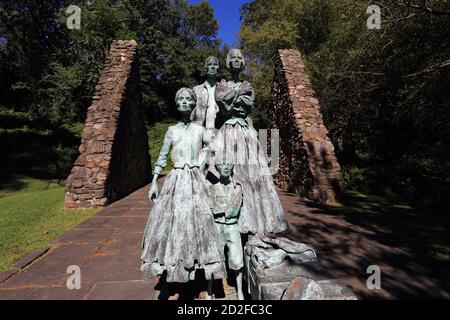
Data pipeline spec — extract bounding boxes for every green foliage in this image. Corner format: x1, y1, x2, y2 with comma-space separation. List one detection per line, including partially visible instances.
38, 63, 84, 126
0, 0, 224, 180
147, 121, 177, 174
128, 0, 225, 122
240, 0, 450, 208
0, 1, 287, 272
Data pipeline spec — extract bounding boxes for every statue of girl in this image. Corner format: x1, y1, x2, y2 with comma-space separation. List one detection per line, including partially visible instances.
141, 87, 226, 284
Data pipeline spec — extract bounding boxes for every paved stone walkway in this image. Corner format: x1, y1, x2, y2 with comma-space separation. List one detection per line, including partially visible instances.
0, 183, 448, 300
0, 184, 154, 300
0, 181, 244, 300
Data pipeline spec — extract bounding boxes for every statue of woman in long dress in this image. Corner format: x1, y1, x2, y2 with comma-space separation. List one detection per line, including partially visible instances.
212, 49, 288, 236
140, 87, 227, 283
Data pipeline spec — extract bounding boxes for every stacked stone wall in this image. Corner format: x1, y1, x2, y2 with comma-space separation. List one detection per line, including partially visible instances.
270, 49, 344, 204
65, 40, 151, 208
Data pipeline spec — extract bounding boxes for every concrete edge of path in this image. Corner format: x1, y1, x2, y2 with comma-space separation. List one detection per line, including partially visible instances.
0, 247, 51, 285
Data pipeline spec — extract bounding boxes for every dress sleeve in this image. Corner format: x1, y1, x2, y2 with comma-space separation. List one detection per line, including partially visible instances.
237, 81, 255, 113
154, 126, 173, 175
215, 80, 236, 115
191, 87, 206, 125
198, 146, 210, 173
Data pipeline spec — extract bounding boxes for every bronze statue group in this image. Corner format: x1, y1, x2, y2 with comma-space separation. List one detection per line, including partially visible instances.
140, 49, 288, 300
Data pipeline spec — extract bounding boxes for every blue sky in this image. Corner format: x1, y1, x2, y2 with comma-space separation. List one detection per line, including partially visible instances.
188, 0, 250, 47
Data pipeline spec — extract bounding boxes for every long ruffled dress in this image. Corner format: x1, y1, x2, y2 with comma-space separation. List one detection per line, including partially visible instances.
140, 122, 227, 283
212, 79, 288, 235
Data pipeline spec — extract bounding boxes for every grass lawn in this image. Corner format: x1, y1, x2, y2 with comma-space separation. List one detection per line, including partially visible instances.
0, 120, 176, 273
0, 176, 99, 272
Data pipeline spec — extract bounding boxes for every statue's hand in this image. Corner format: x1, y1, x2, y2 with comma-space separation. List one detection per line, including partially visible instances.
148, 182, 159, 203
239, 82, 253, 95
236, 87, 247, 96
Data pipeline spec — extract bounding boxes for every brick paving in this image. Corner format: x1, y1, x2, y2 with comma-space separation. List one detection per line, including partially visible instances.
0, 184, 448, 300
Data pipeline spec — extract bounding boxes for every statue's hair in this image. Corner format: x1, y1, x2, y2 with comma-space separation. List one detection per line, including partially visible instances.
204, 56, 219, 69
226, 49, 245, 71
175, 87, 197, 103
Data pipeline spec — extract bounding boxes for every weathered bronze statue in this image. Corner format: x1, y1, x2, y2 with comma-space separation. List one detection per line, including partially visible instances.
207, 163, 244, 300
140, 87, 226, 283
211, 49, 288, 235
191, 56, 220, 144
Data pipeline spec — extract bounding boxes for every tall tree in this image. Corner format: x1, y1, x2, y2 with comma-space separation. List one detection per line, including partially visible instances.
239, 0, 450, 208
128, 0, 223, 122
0, 0, 224, 178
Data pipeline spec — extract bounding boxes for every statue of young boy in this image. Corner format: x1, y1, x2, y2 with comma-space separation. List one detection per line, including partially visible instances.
207, 163, 244, 300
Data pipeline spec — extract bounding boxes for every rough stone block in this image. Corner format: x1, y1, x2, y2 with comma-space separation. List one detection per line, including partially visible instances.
270, 49, 344, 205
244, 243, 357, 300
281, 278, 357, 300
64, 40, 151, 208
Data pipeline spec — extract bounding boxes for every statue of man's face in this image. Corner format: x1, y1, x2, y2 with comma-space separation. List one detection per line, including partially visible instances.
176, 90, 195, 114
205, 57, 219, 77
216, 163, 234, 179
229, 50, 244, 72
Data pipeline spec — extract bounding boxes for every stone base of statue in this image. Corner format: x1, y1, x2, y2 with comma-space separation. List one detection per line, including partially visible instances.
243, 235, 357, 300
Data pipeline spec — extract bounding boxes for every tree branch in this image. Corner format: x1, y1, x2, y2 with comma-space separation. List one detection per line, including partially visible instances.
396, 0, 450, 16
402, 58, 450, 79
